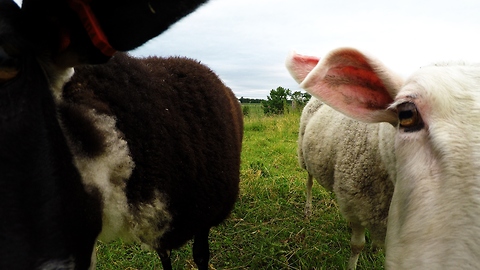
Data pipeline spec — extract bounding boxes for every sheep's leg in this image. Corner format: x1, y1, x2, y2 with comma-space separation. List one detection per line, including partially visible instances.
304, 173, 314, 217
193, 229, 210, 270
156, 248, 172, 270
89, 243, 97, 270
348, 222, 365, 270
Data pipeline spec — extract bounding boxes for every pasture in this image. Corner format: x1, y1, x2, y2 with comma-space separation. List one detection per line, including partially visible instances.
96, 104, 385, 269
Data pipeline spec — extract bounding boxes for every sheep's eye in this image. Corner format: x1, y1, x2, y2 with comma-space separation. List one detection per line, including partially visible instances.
0, 46, 20, 84
397, 102, 424, 132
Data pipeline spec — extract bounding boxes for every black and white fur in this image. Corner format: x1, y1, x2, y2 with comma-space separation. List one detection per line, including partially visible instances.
0, 0, 242, 269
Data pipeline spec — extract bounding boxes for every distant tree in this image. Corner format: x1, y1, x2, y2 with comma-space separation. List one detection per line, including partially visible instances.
239, 97, 264, 104
262, 86, 291, 115
290, 91, 311, 109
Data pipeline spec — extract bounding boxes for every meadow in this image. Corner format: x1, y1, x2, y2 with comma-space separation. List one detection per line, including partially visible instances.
96, 104, 385, 269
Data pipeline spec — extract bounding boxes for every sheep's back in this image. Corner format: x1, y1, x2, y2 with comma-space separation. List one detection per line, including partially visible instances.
298, 97, 324, 169
301, 105, 395, 244
301, 105, 354, 191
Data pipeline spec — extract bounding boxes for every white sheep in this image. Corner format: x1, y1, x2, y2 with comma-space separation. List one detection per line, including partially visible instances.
288, 47, 480, 269
297, 95, 395, 270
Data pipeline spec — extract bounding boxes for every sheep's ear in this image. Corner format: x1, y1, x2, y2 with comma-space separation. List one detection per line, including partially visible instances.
287, 48, 403, 124
285, 51, 320, 84
20, 0, 208, 66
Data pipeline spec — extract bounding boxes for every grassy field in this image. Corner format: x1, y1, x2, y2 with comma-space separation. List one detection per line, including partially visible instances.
96, 104, 385, 269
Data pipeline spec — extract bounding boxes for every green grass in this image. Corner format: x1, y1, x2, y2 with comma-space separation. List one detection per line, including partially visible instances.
95, 104, 385, 269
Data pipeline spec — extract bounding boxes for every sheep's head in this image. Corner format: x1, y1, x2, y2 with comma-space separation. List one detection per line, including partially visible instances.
287, 47, 480, 268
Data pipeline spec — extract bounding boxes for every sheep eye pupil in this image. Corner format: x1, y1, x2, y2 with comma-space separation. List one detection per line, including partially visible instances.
399, 110, 413, 120
397, 102, 424, 132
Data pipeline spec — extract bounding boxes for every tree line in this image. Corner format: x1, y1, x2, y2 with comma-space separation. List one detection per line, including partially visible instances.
239, 87, 311, 115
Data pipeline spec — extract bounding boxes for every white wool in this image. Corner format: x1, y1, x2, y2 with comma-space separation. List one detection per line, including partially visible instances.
59, 108, 172, 249
299, 97, 396, 269
385, 63, 480, 269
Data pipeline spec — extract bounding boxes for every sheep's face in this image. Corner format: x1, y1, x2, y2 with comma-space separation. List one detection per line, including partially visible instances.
286, 48, 480, 268
386, 64, 480, 268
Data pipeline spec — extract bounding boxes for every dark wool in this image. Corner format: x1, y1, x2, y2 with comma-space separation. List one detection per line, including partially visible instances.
1, 0, 232, 268
0, 3, 102, 269
62, 52, 243, 260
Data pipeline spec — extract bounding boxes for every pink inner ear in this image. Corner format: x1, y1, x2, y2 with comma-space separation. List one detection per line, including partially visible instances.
286, 52, 320, 83
299, 48, 398, 124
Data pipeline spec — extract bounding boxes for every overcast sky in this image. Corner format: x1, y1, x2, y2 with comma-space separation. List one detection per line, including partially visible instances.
129, 0, 480, 99
13, 0, 480, 99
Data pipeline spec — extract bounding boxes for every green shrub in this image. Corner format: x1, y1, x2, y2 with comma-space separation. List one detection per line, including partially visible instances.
262, 87, 311, 115
262, 87, 291, 115
242, 105, 250, 116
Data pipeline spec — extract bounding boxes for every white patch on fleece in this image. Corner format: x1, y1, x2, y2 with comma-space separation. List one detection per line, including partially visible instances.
45, 66, 75, 103
37, 258, 75, 270
130, 190, 173, 250
66, 110, 172, 248
52, 68, 74, 101
69, 111, 135, 241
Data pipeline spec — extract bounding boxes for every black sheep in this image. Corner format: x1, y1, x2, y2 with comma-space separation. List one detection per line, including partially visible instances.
61, 53, 243, 269
0, 0, 242, 269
